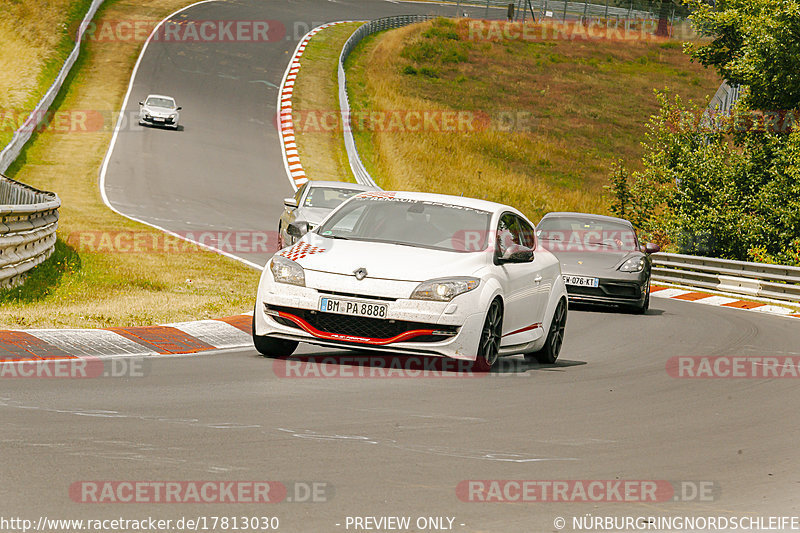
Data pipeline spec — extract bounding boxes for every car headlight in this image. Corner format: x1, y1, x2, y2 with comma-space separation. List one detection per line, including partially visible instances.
169, 114, 176, 119
618, 256, 645, 272
270, 256, 305, 286
410, 277, 480, 302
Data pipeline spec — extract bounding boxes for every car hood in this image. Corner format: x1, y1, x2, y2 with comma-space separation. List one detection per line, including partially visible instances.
546, 250, 639, 273
144, 105, 176, 115
282, 233, 485, 282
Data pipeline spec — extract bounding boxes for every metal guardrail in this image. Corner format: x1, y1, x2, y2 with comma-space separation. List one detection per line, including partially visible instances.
0, 174, 61, 288
454, 0, 660, 20
0, 1, 94, 285
338, 15, 434, 187
652, 252, 800, 304
0, 0, 105, 173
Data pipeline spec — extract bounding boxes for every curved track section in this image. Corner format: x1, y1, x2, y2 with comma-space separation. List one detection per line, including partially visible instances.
101, 0, 489, 267
8, 1, 796, 529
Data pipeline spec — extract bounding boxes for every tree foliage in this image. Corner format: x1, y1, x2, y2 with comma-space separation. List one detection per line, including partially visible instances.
608, 0, 800, 265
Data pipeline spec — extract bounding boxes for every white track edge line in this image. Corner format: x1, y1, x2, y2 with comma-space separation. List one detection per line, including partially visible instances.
96, 0, 263, 271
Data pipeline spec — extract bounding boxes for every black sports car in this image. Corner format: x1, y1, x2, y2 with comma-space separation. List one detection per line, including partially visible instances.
537, 212, 660, 313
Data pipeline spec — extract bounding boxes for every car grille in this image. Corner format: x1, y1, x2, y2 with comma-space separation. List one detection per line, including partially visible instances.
267, 305, 458, 343
568, 282, 641, 299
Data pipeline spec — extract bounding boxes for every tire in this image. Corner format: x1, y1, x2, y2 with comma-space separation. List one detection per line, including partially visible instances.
473, 299, 503, 372
251, 312, 297, 358
629, 278, 650, 315
525, 298, 567, 365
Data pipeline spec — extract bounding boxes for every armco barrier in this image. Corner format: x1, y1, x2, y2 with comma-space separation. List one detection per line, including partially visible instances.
652, 252, 800, 304
0, 0, 105, 174
0, 174, 61, 288
338, 15, 433, 187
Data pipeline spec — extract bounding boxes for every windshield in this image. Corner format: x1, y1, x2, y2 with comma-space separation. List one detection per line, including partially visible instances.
317, 197, 491, 252
303, 187, 365, 210
536, 216, 639, 252
146, 97, 175, 108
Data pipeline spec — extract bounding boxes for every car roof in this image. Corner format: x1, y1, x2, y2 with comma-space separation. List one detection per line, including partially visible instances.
305, 180, 376, 191
356, 190, 517, 215
539, 211, 634, 226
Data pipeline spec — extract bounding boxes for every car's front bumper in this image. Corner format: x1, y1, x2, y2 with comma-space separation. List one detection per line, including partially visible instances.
140, 114, 177, 127
254, 274, 486, 361
563, 272, 648, 307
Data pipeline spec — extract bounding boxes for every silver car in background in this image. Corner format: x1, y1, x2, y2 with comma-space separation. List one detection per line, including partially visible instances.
278, 180, 376, 249
138, 94, 181, 129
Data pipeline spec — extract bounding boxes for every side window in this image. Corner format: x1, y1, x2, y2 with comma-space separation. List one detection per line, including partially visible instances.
516, 217, 536, 249
496, 213, 521, 256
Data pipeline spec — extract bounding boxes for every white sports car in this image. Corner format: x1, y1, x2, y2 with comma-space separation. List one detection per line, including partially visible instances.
138, 94, 181, 129
253, 191, 568, 370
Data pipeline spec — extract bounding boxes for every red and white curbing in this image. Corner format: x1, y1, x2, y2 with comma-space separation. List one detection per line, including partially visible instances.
650, 285, 800, 320
0, 314, 254, 362
277, 21, 355, 190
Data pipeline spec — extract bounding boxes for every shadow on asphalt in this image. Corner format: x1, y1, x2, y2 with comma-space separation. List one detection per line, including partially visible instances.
262, 351, 587, 377
569, 301, 666, 316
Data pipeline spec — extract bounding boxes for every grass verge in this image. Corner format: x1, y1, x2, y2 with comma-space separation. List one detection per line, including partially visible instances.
0, 0, 261, 329
291, 22, 364, 183
0, 0, 96, 149
343, 18, 721, 221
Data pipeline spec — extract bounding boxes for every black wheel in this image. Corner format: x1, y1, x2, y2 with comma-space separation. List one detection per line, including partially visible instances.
629, 278, 650, 315
251, 312, 297, 357
474, 299, 503, 372
525, 298, 567, 364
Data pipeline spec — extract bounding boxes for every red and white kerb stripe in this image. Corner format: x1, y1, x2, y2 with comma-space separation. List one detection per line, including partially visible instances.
278, 22, 353, 190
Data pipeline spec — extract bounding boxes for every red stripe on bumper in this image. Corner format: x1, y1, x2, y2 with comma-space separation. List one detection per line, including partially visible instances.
277, 311, 438, 346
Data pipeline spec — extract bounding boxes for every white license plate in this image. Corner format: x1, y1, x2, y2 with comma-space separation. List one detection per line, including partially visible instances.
319, 297, 387, 318
564, 275, 599, 287
154, 117, 164, 122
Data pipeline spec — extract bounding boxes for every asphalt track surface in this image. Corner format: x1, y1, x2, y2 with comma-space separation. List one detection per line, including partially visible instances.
6, 1, 799, 531
101, 0, 500, 267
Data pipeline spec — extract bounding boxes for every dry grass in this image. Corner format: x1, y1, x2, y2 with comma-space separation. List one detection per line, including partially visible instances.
0, 0, 260, 329
345, 18, 721, 221
292, 22, 364, 183
0, 0, 94, 146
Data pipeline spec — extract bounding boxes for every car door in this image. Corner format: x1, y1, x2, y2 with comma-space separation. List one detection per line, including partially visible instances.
494, 213, 548, 344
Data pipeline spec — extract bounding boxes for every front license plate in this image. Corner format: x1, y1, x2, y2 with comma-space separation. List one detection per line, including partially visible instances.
154, 117, 164, 122
319, 297, 387, 318
564, 275, 599, 287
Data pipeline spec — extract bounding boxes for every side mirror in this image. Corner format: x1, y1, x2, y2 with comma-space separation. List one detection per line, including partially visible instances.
138, 101, 143, 106
284, 197, 298, 208
643, 242, 660, 254
287, 221, 309, 239
501, 244, 534, 263
176, 106, 182, 110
